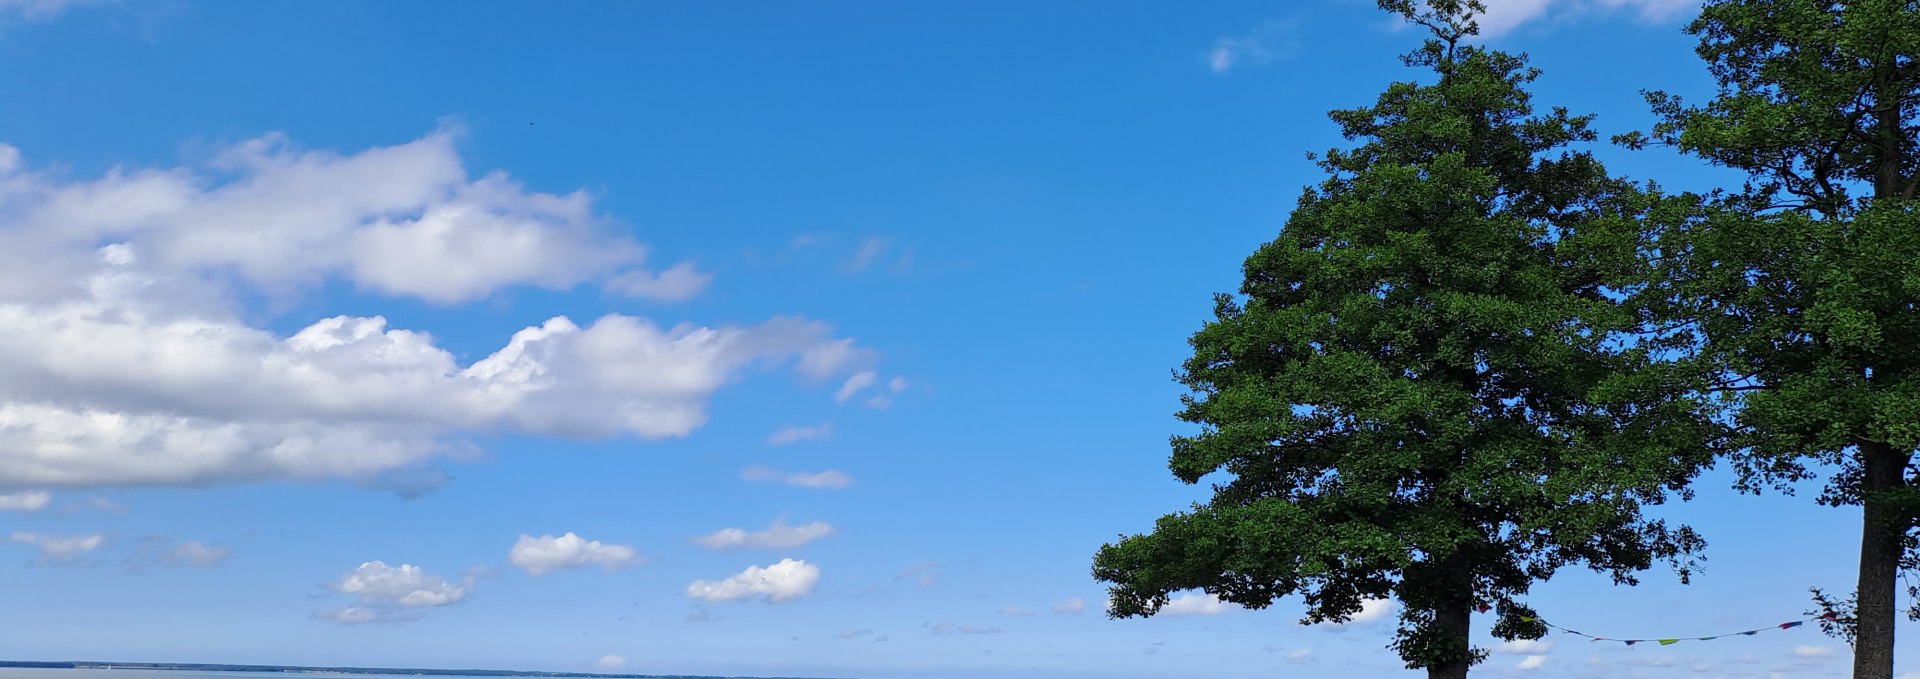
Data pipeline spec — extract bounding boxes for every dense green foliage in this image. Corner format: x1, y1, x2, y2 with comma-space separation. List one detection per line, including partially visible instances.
1623, 2, 1920, 677
1091, 3, 1718, 677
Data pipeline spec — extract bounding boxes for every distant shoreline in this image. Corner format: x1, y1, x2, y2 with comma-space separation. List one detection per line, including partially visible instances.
0, 662, 842, 679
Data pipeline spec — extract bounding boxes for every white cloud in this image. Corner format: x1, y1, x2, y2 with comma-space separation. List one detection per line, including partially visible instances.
1517, 655, 1547, 671
692, 519, 835, 550
1458, 0, 1698, 38
0, 0, 98, 21
7, 531, 104, 560
741, 466, 852, 489
1322, 598, 1397, 626
0, 134, 876, 491
312, 606, 417, 625
1207, 20, 1300, 73
319, 561, 469, 625
836, 628, 874, 639
1794, 645, 1837, 659
595, 655, 627, 670
1496, 639, 1552, 654
1287, 649, 1312, 661
1053, 597, 1086, 615
926, 621, 1002, 635
999, 606, 1037, 617
1161, 592, 1227, 616
888, 376, 908, 393
766, 423, 832, 446
685, 558, 820, 603
836, 370, 877, 403
605, 261, 712, 302
0, 489, 49, 511
508, 532, 640, 575
138, 539, 229, 567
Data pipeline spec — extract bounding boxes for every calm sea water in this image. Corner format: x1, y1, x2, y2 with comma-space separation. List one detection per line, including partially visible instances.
0, 671, 682, 679
0, 672, 454, 679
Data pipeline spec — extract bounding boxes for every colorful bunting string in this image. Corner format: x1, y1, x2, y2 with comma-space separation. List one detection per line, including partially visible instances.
1509, 611, 1838, 647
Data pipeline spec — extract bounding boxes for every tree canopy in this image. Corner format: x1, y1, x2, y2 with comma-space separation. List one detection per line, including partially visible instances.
1625, 2, 1920, 677
1091, 3, 1719, 677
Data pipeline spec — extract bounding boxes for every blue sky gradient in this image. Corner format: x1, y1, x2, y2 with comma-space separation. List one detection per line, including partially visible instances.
0, 2, 1888, 678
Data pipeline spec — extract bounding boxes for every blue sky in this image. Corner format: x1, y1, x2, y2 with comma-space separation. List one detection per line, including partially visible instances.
0, 1, 1892, 678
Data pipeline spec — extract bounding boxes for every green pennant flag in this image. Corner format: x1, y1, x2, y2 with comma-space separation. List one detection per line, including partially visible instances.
1657, 639, 1680, 646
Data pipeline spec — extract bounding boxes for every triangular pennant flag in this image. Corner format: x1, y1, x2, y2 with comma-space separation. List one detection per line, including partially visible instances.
1623, 640, 1637, 646
1519, 615, 1536, 622
1696, 636, 1717, 641
1657, 639, 1680, 645
1475, 603, 1492, 613
1779, 621, 1803, 629
1740, 630, 1758, 636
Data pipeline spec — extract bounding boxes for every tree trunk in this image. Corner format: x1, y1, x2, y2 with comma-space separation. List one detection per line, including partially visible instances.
1853, 439, 1908, 679
1427, 564, 1474, 679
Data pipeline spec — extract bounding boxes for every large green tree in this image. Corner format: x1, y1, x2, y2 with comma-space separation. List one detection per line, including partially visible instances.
1090, 3, 1720, 677
1624, 2, 1920, 677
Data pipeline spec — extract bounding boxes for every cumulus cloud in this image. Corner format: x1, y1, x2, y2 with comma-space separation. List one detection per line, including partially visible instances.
766, 423, 832, 446
595, 655, 627, 670
0, 134, 877, 491
0, 489, 49, 511
317, 561, 469, 624
508, 532, 640, 575
1053, 597, 1086, 615
1320, 598, 1397, 626
741, 466, 852, 489
691, 519, 835, 550
684, 558, 820, 603
1161, 592, 1228, 616
1207, 20, 1300, 73
1516, 655, 1547, 671
7, 531, 104, 561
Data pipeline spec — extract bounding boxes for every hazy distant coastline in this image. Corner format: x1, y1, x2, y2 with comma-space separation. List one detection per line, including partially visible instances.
0, 662, 839, 679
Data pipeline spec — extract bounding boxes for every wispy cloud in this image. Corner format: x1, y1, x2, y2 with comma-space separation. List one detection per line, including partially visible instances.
896, 560, 943, 588
741, 466, 853, 490
691, 519, 835, 550
925, 620, 1002, 635
767, 423, 832, 446
0, 489, 50, 512
7, 531, 105, 562
0, 0, 101, 22
1417, 0, 1699, 39
1052, 597, 1086, 615
1207, 20, 1299, 73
